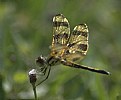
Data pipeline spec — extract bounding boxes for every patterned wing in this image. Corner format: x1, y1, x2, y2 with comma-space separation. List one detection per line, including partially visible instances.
64, 24, 89, 61
51, 14, 70, 56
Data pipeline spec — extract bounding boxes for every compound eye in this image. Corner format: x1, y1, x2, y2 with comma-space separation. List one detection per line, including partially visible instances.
35, 56, 46, 67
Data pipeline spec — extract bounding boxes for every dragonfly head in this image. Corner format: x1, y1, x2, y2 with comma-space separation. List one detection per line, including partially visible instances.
35, 55, 47, 68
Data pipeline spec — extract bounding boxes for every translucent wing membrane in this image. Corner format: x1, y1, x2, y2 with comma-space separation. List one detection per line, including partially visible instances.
51, 14, 70, 56
64, 24, 89, 61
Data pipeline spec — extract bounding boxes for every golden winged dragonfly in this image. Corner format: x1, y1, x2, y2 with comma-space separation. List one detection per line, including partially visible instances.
29, 14, 110, 87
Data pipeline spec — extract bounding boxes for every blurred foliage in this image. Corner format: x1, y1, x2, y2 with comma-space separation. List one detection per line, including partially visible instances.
0, 0, 121, 100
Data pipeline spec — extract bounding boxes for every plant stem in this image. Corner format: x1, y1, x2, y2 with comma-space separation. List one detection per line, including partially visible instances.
32, 83, 37, 100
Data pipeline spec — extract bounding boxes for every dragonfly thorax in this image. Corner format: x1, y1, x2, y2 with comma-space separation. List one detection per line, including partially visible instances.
47, 56, 60, 66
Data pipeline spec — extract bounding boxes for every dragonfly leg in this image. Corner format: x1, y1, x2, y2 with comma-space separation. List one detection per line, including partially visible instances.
36, 66, 51, 86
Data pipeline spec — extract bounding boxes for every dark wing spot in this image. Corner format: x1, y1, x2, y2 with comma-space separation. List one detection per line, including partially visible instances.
63, 33, 68, 39
79, 44, 87, 51
54, 33, 68, 39
53, 21, 69, 27
81, 32, 88, 37
72, 30, 87, 37
72, 30, 81, 35
68, 43, 76, 47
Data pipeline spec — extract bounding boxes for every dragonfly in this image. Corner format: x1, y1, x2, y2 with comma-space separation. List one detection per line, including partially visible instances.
30, 14, 110, 87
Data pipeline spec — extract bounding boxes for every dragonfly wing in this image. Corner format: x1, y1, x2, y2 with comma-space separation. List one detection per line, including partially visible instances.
64, 24, 89, 61
51, 14, 70, 56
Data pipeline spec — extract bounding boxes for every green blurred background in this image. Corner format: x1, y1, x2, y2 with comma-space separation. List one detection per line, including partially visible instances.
0, 0, 121, 100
